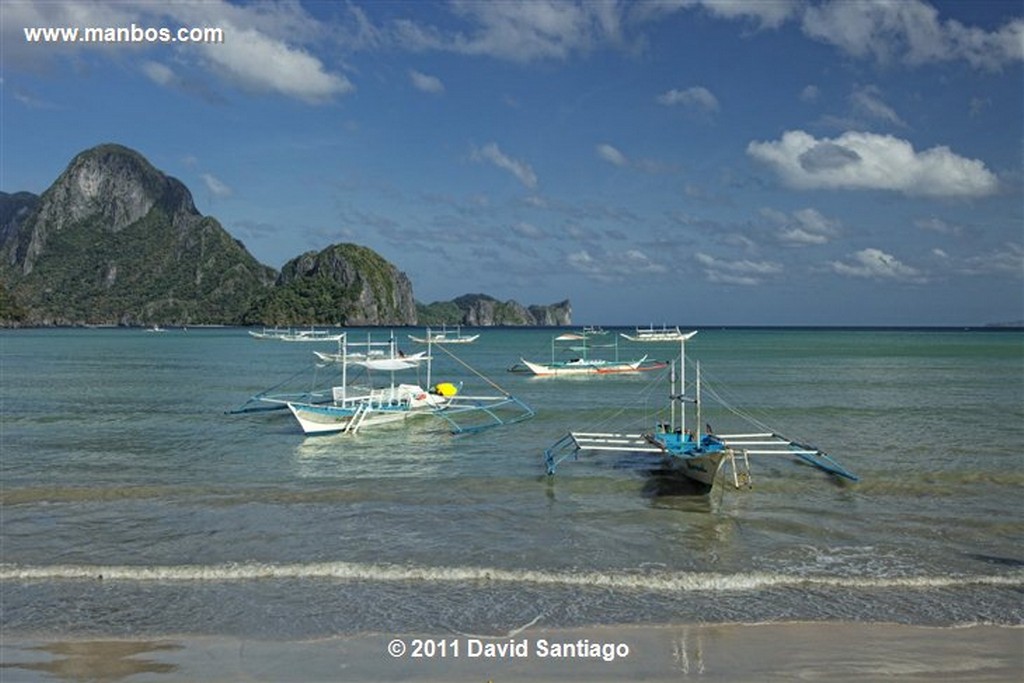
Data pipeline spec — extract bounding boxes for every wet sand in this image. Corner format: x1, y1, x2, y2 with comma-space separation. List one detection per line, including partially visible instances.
2, 622, 1021, 682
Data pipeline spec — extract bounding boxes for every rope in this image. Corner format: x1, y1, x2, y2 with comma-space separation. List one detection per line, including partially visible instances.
430, 342, 513, 396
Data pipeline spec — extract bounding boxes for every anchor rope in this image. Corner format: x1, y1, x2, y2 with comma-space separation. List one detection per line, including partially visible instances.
431, 341, 513, 396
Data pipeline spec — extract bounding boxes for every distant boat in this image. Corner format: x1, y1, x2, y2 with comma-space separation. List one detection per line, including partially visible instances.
544, 332, 859, 493
248, 326, 344, 342
146, 325, 166, 333
408, 325, 479, 344
620, 325, 690, 342
518, 331, 666, 376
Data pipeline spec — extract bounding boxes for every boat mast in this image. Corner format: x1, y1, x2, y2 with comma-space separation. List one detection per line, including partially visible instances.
696, 361, 702, 442
341, 333, 348, 402
670, 359, 677, 433
679, 334, 686, 437
427, 334, 433, 389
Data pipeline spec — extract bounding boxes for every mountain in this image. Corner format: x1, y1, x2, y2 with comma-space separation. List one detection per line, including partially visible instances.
0, 144, 275, 325
0, 143, 571, 328
250, 243, 416, 325
418, 294, 571, 326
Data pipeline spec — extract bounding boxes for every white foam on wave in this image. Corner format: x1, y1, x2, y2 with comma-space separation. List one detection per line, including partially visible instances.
2, 562, 1022, 591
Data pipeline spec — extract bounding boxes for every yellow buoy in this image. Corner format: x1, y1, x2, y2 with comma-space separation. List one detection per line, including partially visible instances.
433, 382, 458, 397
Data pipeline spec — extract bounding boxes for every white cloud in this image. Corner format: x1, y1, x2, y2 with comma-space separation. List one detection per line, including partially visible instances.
799, 84, 820, 103
472, 143, 538, 189
513, 221, 543, 238
596, 143, 629, 167
915, 217, 964, 236
763, 207, 841, 246
6, 1, 354, 103
747, 130, 998, 198
198, 27, 353, 103
657, 86, 720, 112
957, 242, 1024, 278
141, 61, 176, 87
829, 248, 926, 282
409, 69, 444, 94
696, 252, 783, 286
850, 84, 906, 127
801, 0, 1024, 69
397, 1, 624, 63
201, 173, 233, 198
567, 248, 667, 283
633, 0, 799, 30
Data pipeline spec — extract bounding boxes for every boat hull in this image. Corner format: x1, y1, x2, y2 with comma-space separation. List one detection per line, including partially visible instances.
287, 402, 427, 435
519, 357, 653, 376
666, 450, 728, 486
287, 383, 450, 435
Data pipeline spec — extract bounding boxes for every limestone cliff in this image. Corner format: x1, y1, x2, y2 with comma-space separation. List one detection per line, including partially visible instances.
253, 243, 417, 325
0, 144, 275, 325
419, 294, 571, 326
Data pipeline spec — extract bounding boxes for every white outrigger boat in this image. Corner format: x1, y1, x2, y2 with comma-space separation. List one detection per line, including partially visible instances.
280, 333, 532, 435
518, 332, 666, 376
249, 326, 345, 342
620, 324, 690, 342
544, 332, 858, 493
407, 325, 479, 344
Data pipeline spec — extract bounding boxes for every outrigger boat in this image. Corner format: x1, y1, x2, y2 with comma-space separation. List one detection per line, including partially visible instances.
518, 332, 667, 376
408, 325, 479, 344
249, 326, 345, 342
276, 333, 532, 436
544, 331, 858, 492
620, 324, 690, 342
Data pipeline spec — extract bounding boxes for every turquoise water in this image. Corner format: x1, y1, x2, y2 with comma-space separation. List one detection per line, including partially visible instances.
1, 327, 1022, 639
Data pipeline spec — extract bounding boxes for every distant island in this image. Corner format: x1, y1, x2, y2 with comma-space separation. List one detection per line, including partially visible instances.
0, 144, 570, 328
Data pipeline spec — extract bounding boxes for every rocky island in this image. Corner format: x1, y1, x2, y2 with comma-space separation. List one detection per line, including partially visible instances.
0, 144, 569, 327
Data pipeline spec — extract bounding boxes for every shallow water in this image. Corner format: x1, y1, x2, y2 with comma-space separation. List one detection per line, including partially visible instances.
2, 327, 1021, 639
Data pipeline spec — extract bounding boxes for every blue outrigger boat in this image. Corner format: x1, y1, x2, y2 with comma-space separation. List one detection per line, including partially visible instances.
544, 332, 858, 493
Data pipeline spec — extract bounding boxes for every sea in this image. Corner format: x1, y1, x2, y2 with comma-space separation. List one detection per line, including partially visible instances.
2, 326, 1022, 641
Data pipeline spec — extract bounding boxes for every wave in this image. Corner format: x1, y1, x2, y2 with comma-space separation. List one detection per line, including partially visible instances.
2, 562, 1022, 592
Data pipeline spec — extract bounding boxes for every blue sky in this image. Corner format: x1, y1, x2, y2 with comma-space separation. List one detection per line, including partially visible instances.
3, 1, 1022, 326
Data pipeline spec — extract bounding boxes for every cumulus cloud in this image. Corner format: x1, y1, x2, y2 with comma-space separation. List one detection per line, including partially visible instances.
747, 130, 998, 198
141, 61, 177, 87
830, 248, 926, 282
634, 0, 798, 30
801, 0, 1024, 69
695, 252, 783, 286
567, 248, 667, 283
197, 27, 353, 103
472, 143, 538, 189
201, 173, 233, 198
762, 207, 841, 245
513, 221, 544, 238
850, 84, 906, 127
800, 84, 820, 103
657, 86, 720, 112
596, 143, 629, 167
396, 1, 625, 63
409, 69, 444, 94
4, 1, 353, 103
915, 216, 964, 236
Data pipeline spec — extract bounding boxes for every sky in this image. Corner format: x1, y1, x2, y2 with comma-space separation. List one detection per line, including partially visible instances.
2, 0, 1022, 327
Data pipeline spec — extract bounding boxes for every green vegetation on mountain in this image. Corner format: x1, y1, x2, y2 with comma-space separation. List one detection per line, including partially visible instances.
416, 300, 464, 325
0, 144, 274, 325
247, 244, 416, 326
0, 144, 569, 328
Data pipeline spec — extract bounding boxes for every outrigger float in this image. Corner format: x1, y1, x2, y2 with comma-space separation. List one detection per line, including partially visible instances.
544, 332, 858, 492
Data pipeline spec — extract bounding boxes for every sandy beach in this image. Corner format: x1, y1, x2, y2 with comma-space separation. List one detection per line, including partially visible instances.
2, 622, 1021, 682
